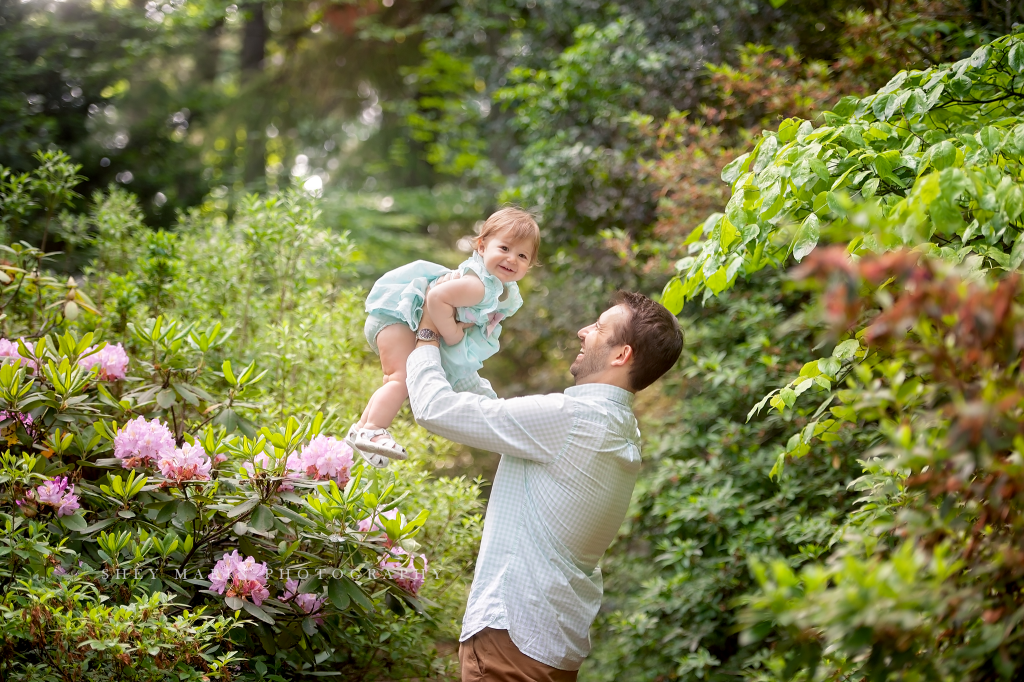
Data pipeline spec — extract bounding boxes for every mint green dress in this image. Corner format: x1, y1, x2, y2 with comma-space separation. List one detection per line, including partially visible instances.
364, 252, 523, 385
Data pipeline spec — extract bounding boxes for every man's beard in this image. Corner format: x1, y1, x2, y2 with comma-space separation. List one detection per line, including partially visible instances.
570, 341, 611, 383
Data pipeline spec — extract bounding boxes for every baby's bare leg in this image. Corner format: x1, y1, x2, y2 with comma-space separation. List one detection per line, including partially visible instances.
359, 324, 416, 433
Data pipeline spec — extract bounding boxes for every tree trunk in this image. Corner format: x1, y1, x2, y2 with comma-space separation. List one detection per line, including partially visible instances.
197, 18, 224, 83
240, 2, 266, 77
241, 2, 267, 184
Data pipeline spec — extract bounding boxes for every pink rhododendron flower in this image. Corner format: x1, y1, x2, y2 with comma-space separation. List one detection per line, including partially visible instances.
357, 509, 401, 544
297, 435, 353, 487
114, 416, 175, 469
78, 343, 129, 380
0, 338, 38, 371
54, 560, 86, 576
0, 410, 33, 446
157, 442, 212, 483
208, 550, 270, 605
214, 453, 228, 464
379, 546, 427, 596
242, 450, 298, 491
25, 476, 80, 517
282, 579, 326, 624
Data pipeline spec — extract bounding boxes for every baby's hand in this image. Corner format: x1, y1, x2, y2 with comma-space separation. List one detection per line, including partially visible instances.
431, 270, 463, 288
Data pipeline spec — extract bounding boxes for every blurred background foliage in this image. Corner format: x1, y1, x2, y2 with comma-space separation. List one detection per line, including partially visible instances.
6, 0, 1024, 678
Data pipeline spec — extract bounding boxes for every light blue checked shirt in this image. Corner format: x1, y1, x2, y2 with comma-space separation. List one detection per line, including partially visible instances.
407, 346, 642, 671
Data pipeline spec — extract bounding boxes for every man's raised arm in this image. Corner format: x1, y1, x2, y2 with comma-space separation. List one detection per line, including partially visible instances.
406, 345, 571, 463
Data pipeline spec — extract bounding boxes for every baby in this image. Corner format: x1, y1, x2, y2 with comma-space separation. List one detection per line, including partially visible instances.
347, 207, 540, 467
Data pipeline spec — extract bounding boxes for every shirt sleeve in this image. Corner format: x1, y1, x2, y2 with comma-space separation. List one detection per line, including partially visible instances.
451, 371, 499, 399
407, 346, 572, 463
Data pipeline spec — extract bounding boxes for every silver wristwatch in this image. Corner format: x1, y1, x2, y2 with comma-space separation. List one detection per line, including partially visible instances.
415, 328, 440, 342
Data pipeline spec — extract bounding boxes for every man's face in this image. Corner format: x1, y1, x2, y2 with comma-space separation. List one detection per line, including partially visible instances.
570, 305, 630, 383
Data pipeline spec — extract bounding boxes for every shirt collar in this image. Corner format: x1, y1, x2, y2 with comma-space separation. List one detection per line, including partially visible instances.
564, 383, 635, 407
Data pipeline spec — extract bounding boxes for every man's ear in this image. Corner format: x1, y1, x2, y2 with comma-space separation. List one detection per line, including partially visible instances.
610, 344, 633, 367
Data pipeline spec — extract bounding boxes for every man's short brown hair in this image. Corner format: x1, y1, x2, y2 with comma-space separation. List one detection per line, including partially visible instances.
609, 291, 684, 392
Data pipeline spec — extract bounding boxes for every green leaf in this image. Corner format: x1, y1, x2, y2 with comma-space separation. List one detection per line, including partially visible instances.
243, 601, 275, 624
792, 214, 820, 262
156, 389, 176, 409
222, 360, 237, 386
341, 577, 374, 612
1010, 42, 1024, 72
1010, 233, 1024, 270
82, 518, 117, 534
1004, 186, 1023, 221
705, 267, 729, 295
929, 140, 956, 170
930, 201, 966, 235
271, 504, 315, 527
250, 505, 275, 532
328, 577, 351, 610
861, 177, 879, 198
176, 500, 198, 523
832, 339, 860, 360
721, 153, 751, 184
660, 278, 686, 315
817, 357, 841, 378
809, 158, 829, 181
62, 512, 87, 532
227, 497, 259, 519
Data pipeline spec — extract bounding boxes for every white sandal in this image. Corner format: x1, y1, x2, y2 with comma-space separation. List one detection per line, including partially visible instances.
346, 424, 404, 468
345, 424, 388, 469
352, 427, 408, 462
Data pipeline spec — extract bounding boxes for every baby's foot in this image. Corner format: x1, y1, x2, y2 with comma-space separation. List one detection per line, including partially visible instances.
346, 424, 391, 469
352, 426, 408, 463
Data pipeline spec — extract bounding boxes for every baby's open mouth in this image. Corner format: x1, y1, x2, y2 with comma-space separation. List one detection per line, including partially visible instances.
499, 265, 515, 274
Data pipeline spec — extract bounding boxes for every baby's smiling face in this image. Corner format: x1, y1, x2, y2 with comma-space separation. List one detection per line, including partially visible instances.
478, 232, 534, 284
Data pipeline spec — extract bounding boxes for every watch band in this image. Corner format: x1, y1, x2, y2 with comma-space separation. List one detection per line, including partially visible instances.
415, 328, 440, 342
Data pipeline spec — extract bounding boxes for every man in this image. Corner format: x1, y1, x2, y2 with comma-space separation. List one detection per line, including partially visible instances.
407, 291, 683, 681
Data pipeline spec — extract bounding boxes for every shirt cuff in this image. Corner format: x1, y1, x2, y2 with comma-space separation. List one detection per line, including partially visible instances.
408, 344, 442, 371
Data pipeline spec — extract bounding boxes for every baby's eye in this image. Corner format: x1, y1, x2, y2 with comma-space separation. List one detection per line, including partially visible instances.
499, 245, 509, 251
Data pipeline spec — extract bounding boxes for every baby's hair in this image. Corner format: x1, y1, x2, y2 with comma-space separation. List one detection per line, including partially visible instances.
472, 206, 542, 265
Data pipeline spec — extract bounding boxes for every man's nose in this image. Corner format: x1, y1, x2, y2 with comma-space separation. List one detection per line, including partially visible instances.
577, 324, 594, 342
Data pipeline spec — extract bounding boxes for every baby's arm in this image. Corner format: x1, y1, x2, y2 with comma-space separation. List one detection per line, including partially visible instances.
425, 274, 486, 346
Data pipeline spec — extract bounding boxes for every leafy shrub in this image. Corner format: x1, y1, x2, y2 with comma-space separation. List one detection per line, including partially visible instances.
0, 154, 483, 680
631, 28, 1024, 682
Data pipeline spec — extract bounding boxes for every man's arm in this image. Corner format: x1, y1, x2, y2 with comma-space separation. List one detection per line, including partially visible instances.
406, 346, 571, 463
451, 371, 499, 399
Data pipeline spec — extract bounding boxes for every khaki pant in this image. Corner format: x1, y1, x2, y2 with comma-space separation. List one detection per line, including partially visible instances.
459, 628, 579, 682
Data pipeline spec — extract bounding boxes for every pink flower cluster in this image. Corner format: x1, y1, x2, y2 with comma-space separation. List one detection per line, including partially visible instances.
282, 579, 326, 623
24, 476, 80, 517
54, 560, 86, 576
242, 451, 298, 491
78, 343, 129, 381
0, 410, 33, 427
157, 442, 212, 483
357, 509, 400, 538
244, 436, 353, 490
380, 547, 427, 596
114, 416, 176, 469
0, 410, 33, 445
0, 338, 38, 371
208, 550, 270, 606
295, 436, 353, 487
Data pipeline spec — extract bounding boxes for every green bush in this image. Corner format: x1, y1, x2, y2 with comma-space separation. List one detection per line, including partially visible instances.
636, 28, 1024, 682
0, 153, 483, 680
